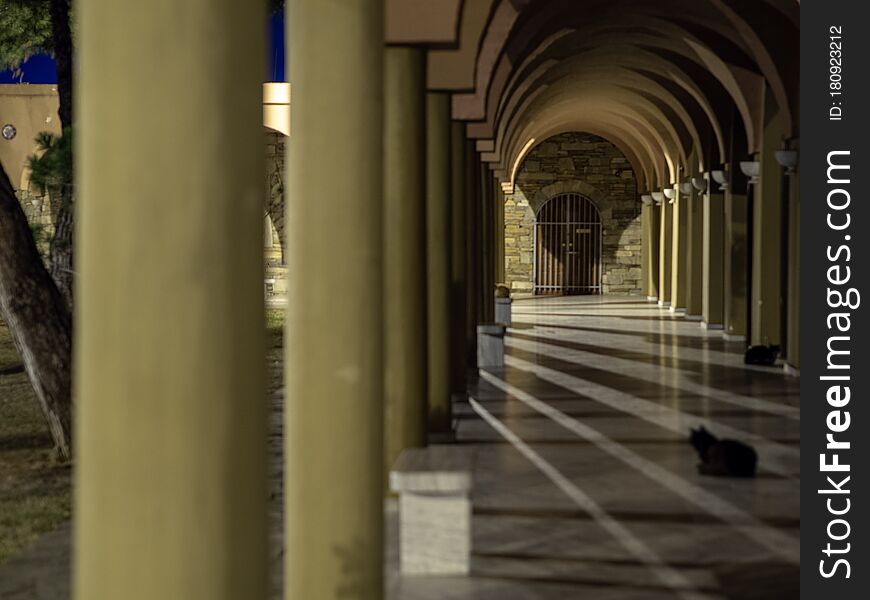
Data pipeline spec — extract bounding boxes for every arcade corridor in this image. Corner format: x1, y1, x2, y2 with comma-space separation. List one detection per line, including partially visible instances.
0, 297, 800, 599
387, 296, 799, 600
11, 1, 801, 598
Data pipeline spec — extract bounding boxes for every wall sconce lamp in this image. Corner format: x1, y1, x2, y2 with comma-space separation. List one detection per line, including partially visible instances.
775, 150, 798, 174
640, 194, 654, 205
678, 181, 694, 195
662, 187, 677, 203
711, 169, 728, 191
739, 160, 760, 184
691, 177, 707, 192
651, 191, 664, 205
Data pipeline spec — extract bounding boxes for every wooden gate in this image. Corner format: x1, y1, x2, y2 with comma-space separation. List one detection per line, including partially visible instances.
534, 193, 602, 295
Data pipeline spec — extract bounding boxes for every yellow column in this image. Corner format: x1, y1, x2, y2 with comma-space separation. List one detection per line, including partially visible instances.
284, 1, 384, 599
645, 198, 660, 299
75, 0, 267, 598
450, 124, 469, 393
384, 47, 427, 475
425, 93, 452, 432
495, 185, 506, 284
466, 145, 481, 358
478, 165, 495, 323
724, 166, 749, 341
751, 87, 786, 346
786, 163, 800, 370
702, 176, 725, 329
658, 196, 672, 306
640, 201, 650, 297
685, 181, 703, 319
670, 185, 688, 312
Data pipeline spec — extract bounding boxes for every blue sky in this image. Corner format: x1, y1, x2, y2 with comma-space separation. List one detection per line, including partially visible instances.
1, 10, 286, 84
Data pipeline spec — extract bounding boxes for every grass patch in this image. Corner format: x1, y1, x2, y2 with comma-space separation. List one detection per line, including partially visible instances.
0, 310, 286, 564
0, 321, 71, 564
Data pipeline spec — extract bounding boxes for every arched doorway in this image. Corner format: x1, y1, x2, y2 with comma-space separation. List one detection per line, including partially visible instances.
534, 193, 602, 295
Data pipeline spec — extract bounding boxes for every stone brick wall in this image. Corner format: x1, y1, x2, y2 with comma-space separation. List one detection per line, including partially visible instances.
16, 189, 55, 263
503, 132, 642, 295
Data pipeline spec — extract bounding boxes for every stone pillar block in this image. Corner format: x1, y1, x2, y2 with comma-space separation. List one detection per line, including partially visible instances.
477, 324, 505, 368
495, 297, 512, 326
390, 447, 473, 576
398, 492, 471, 575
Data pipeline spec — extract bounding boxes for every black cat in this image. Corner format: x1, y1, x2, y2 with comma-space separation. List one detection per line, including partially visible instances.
744, 345, 780, 366
689, 426, 757, 478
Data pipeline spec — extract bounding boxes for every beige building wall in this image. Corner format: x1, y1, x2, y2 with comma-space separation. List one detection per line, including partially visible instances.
0, 84, 62, 191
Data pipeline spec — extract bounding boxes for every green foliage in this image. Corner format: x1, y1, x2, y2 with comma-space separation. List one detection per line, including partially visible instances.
26, 127, 72, 195
0, 0, 52, 73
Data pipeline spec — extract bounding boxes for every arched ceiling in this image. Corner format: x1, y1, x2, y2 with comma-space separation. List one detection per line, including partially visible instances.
388, 0, 799, 192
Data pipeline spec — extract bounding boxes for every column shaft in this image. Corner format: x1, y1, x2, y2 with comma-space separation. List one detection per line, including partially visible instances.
495, 186, 506, 284
450, 123, 468, 392
702, 183, 725, 328
465, 145, 481, 363
724, 186, 749, 340
384, 47, 428, 474
646, 202, 660, 298
658, 200, 673, 306
640, 203, 650, 297
480, 165, 495, 322
670, 188, 688, 310
425, 93, 452, 431
284, 1, 384, 598
76, 0, 267, 598
685, 185, 703, 318
786, 167, 800, 368
751, 87, 786, 346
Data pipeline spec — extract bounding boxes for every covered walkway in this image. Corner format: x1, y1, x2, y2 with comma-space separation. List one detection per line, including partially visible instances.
388, 296, 799, 600
55, 1, 801, 599
0, 297, 800, 599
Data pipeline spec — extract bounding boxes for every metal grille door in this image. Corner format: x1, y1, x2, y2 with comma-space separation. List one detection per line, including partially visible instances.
534, 193, 602, 295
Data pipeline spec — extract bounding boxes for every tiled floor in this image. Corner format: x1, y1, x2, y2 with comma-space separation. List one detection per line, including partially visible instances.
387, 296, 800, 600
0, 295, 800, 599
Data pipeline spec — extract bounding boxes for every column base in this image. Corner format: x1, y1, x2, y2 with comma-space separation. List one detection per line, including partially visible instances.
390, 447, 472, 577
722, 332, 746, 342
657, 300, 671, 307
684, 314, 703, 321
668, 306, 687, 315
646, 296, 658, 302
700, 321, 724, 330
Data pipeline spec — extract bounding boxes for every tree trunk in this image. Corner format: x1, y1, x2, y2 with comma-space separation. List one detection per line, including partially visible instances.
0, 167, 73, 461
49, 187, 74, 308
49, 0, 73, 129
48, 0, 74, 307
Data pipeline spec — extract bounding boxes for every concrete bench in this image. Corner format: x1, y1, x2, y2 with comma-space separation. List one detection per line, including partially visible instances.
477, 324, 506, 368
389, 447, 473, 575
